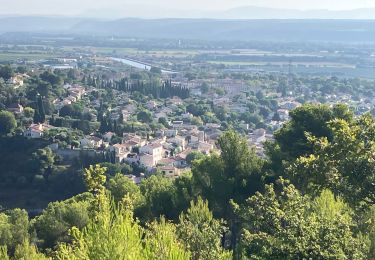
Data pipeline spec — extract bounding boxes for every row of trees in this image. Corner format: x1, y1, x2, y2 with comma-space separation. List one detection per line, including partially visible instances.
86, 74, 190, 99
117, 78, 190, 99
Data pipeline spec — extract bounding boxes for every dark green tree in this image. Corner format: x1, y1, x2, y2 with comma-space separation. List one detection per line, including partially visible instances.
0, 111, 16, 135
192, 131, 264, 251
137, 110, 153, 123
34, 94, 46, 123
287, 114, 375, 206
139, 175, 178, 221
186, 151, 205, 165
266, 103, 353, 176
0, 65, 14, 81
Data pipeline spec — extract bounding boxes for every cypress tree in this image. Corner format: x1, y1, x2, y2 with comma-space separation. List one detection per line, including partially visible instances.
38, 95, 46, 123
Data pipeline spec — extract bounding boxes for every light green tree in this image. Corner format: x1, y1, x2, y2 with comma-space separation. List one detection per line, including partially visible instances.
32, 193, 93, 248
186, 151, 205, 165
0, 246, 9, 260
177, 198, 231, 260
56, 165, 190, 260
0, 209, 29, 254
107, 173, 144, 205
56, 165, 144, 259
83, 164, 107, 194
144, 217, 190, 260
234, 179, 369, 259
56, 197, 144, 260
13, 239, 49, 260
23, 107, 35, 118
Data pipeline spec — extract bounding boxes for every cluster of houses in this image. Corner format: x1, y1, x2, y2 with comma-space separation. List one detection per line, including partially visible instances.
70, 118, 218, 179
248, 128, 274, 157
107, 126, 214, 178
21, 118, 217, 182
53, 84, 86, 110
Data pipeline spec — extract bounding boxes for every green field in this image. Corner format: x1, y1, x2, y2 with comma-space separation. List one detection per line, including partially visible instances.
62, 46, 200, 57
207, 60, 355, 68
62, 46, 139, 55
0, 52, 59, 61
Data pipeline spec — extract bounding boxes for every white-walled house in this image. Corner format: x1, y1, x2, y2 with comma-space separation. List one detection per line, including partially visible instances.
168, 136, 186, 150
122, 134, 147, 148
139, 142, 164, 167
139, 153, 155, 168
146, 100, 157, 110
182, 112, 193, 120
24, 124, 52, 139
197, 142, 214, 154
7, 74, 27, 88
79, 136, 103, 149
24, 124, 44, 139
127, 174, 143, 185
139, 143, 163, 157
111, 143, 130, 163
165, 129, 178, 137
159, 166, 180, 178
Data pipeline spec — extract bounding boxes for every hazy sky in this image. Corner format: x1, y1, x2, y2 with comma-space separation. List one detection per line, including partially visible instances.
1, 0, 375, 17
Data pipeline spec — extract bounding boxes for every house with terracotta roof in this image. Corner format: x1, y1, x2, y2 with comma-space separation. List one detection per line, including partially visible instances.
24, 124, 53, 139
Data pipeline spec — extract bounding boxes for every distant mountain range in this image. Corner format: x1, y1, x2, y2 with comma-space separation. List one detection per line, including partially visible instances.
0, 16, 89, 33
4, 5, 375, 20
75, 5, 375, 20
3, 16, 375, 43
218, 6, 375, 20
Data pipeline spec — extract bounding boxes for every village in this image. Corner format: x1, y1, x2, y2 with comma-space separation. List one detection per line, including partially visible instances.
16, 73, 375, 187
2, 47, 375, 191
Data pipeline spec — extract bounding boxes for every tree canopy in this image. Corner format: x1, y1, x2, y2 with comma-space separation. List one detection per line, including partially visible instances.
234, 179, 369, 259
0, 111, 16, 136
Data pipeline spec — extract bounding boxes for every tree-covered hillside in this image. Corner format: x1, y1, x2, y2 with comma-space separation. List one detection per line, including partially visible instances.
0, 103, 373, 259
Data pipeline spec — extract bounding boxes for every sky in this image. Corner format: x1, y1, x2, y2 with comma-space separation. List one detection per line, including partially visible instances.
1, 0, 375, 17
